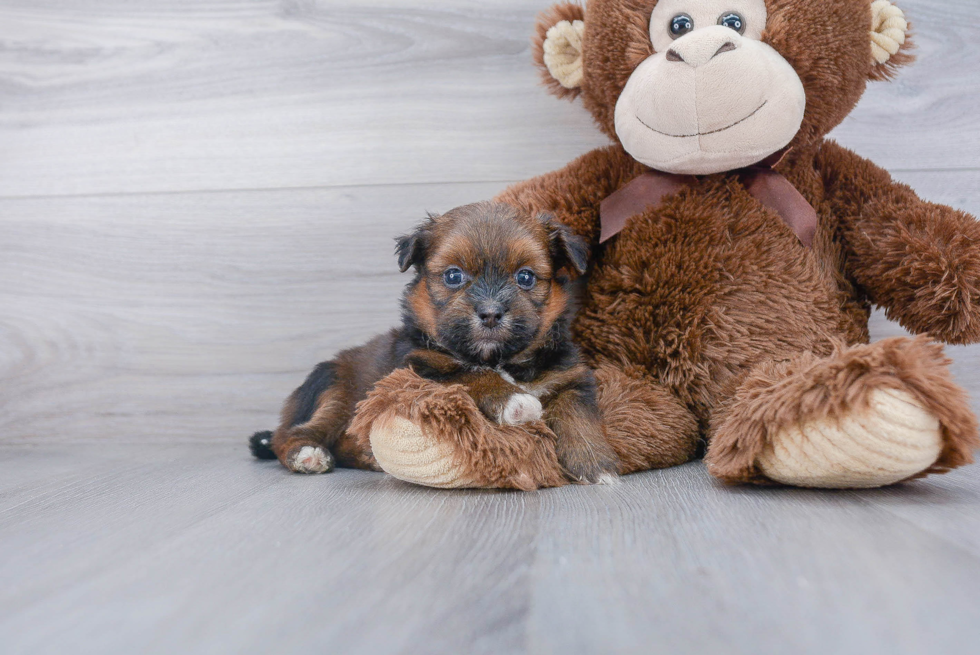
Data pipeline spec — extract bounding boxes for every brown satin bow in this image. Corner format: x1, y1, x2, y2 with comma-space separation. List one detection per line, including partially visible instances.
599, 151, 817, 247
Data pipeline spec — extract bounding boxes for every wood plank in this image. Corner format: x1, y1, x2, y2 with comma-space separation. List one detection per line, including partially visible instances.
0, 0, 977, 198
0, 444, 536, 655
528, 464, 980, 655
1, 444, 979, 654
852, 465, 980, 560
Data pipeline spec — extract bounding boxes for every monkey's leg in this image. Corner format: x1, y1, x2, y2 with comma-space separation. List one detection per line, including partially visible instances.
706, 337, 978, 488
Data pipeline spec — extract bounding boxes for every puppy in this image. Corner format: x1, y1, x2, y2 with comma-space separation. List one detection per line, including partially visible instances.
249, 201, 620, 483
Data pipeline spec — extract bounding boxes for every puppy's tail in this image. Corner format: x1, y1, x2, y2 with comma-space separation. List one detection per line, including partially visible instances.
249, 431, 277, 460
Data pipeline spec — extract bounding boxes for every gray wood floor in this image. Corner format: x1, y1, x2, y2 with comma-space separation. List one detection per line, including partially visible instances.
2, 1, 980, 653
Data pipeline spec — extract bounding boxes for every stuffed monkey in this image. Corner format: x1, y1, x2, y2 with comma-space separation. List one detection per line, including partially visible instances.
354, 0, 979, 490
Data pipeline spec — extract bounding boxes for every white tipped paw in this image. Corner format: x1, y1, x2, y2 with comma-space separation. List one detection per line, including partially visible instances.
500, 394, 543, 425
595, 473, 620, 486
288, 445, 334, 474
758, 388, 942, 489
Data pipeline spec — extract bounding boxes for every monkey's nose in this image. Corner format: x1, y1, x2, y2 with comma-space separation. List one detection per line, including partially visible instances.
665, 27, 739, 68
477, 304, 505, 328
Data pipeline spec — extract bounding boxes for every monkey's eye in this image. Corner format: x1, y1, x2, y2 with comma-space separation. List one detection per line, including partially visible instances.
669, 14, 694, 39
718, 12, 745, 34
515, 269, 537, 290
443, 267, 467, 289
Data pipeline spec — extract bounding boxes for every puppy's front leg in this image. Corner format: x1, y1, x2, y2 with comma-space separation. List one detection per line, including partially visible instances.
538, 367, 620, 484
462, 372, 543, 426
406, 350, 539, 424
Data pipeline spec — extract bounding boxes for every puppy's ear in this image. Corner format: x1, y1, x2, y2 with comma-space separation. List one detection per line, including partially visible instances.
541, 214, 589, 276
395, 216, 435, 273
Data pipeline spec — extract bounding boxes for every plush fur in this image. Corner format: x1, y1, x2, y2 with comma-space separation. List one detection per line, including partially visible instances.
353, 0, 978, 489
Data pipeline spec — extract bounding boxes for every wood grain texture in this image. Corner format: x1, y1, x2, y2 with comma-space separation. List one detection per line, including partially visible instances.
0, 0, 976, 198
1, 445, 980, 655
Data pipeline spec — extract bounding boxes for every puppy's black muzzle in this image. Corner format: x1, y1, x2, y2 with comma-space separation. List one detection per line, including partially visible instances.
476, 302, 506, 328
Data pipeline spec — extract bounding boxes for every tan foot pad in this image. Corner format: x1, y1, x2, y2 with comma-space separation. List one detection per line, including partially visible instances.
758, 388, 943, 488
369, 414, 475, 489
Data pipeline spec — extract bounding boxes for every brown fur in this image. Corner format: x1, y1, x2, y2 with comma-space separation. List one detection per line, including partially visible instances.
255, 201, 619, 483
269, 330, 397, 472
594, 364, 700, 472
481, 0, 976, 486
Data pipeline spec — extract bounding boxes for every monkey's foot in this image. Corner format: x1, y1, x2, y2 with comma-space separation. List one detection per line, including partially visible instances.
369, 414, 475, 489
707, 337, 978, 488
758, 388, 941, 488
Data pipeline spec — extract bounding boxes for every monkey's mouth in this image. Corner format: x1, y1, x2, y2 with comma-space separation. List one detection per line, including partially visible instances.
635, 101, 768, 139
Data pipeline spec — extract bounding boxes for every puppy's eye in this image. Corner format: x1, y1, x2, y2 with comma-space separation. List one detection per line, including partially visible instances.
515, 269, 537, 290
718, 12, 745, 34
443, 267, 467, 289
669, 14, 694, 39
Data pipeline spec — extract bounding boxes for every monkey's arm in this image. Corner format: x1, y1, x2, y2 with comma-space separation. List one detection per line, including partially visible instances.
495, 144, 643, 246
817, 140, 980, 344
404, 350, 524, 423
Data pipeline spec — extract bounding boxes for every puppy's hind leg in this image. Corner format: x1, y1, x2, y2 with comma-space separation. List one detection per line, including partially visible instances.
273, 405, 347, 474
272, 363, 349, 475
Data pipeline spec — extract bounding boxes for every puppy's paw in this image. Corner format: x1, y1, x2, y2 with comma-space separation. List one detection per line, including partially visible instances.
565, 460, 620, 485
595, 473, 621, 486
559, 438, 621, 485
500, 393, 543, 425
286, 445, 335, 474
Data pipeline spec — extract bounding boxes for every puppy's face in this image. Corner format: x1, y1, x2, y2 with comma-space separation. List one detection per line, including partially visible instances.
397, 202, 588, 366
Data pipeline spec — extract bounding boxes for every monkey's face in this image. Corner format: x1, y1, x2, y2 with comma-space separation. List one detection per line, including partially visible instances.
614, 0, 805, 174
397, 203, 588, 366
535, 0, 911, 176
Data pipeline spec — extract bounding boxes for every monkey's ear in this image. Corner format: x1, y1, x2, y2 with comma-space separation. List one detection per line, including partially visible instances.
869, 0, 914, 81
533, 3, 586, 99
541, 214, 590, 276
395, 217, 434, 273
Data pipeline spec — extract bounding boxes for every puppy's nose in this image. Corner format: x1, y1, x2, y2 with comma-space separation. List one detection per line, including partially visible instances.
477, 303, 505, 328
